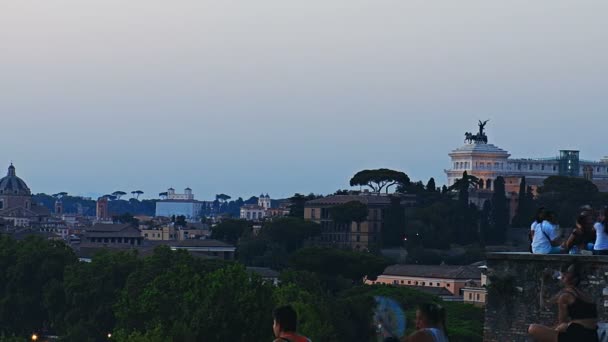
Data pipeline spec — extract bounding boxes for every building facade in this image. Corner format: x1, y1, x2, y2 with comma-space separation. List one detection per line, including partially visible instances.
0, 164, 50, 227
368, 264, 482, 301
303, 193, 414, 250
155, 188, 208, 221
240, 204, 266, 221
239, 194, 278, 221
446, 122, 608, 193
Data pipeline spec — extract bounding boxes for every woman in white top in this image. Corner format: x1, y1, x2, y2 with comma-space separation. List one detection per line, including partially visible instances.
401, 303, 449, 342
593, 207, 608, 255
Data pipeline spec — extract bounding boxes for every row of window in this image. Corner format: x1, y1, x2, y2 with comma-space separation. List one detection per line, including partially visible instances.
467, 293, 482, 301
314, 208, 385, 220
391, 280, 449, 287
453, 162, 505, 170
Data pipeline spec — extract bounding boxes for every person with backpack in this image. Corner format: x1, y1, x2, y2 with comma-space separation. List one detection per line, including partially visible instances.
593, 207, 608, 255
531, 211, 563, 254
272, 305, 312, 342
529, 207, 546, 252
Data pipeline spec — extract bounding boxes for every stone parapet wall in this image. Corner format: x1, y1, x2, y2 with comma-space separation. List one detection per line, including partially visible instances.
484, 253, 608, 342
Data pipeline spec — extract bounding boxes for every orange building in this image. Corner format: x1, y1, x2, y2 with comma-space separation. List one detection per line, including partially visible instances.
368, 264, 483, 301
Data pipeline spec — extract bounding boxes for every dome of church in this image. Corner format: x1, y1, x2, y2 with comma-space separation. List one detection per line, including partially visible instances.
0, 164, 31, 196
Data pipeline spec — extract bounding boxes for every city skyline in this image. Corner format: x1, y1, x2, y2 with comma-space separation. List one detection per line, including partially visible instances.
1, 1, 607, 198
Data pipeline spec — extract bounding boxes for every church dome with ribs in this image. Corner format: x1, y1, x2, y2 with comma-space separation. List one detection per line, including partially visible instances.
0, 164, 31, 196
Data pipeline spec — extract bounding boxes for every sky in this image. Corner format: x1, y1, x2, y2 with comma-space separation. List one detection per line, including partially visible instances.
1, 1, 607, 200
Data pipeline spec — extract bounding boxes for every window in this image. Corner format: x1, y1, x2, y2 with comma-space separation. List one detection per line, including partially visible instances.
469, 293, 472, 300
518, 164, 521, 170
400, 280, 404, 284
553, 165, 557, 171
436, 282, 440, 286
422, 282, 425, 286
408, 281, 411, 285
476, 294, 480, 301
541, 165, 545, 170
393, 280, 398, 285
447, 284, 451, 287
356, 235, 360, 242
0, 201, 3, 210
311, 209, 316, 219
529, 164, 533, 170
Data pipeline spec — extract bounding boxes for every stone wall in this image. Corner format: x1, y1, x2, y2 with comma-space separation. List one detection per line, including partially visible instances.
484, 253, 608, 342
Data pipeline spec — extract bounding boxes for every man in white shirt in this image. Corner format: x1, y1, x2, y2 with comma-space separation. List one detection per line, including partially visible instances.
531, 212, 562, 254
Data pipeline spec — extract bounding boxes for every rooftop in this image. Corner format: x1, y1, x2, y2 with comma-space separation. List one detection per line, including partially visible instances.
382, 264, 482, 280
305, 194, 394, 206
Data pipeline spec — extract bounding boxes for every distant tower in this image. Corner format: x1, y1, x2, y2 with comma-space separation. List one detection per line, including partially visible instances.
184, 187, 193, 200
54, 199, 63, 215
167, 188, 176, 199
258, 194, 271, 210
96, 196, 110, 220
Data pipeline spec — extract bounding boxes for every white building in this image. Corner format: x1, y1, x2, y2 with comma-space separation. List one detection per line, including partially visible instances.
239, 194, 274, 221
258, 194, 271, 210
445, 123, 608, 192
240, 204, 266, 221
156, 187, 205, 221
166, 187, 194, 200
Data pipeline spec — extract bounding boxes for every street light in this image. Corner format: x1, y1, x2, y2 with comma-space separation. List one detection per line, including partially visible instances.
107, 333, 112, 339
31, 334, 38, 341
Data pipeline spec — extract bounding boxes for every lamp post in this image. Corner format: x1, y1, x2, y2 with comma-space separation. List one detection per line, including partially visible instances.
31, 334, 38, 341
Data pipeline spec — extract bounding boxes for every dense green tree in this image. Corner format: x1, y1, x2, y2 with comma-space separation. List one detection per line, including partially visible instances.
261, 217, 322, 253
62, 250, 139, 341
0, 236, 77, 337
273, 284, 337, 341
449, 171, 481, 206
350, 169, 411, 193
489, 176, 509, 244
131, 190, 144, 199
537, 176, 600, 226
210, 219, 250, 244
174, 215, 187, 227
426, 177, 437, 192
479, 200, 492, 247
290, 248, 389, 282
288, 193, 319, 218
398, 181, 426, 195
382, 196, 407, 247
112, 191, 127, 200
329, 201, 368, 228
113, 213, 139, 227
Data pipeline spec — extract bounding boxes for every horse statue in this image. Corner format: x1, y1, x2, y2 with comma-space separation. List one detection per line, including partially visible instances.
464, 132, 474, 144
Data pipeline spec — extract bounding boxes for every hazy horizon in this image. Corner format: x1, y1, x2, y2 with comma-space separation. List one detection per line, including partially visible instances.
1, 1, 607, 200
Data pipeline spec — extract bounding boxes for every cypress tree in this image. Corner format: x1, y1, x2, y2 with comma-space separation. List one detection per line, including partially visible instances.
512, 177, 527, 227
490, 176, 509, 244
426, 177, 436, 192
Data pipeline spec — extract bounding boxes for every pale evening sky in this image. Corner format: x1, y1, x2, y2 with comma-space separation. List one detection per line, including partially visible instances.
0, 1, 607, 200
